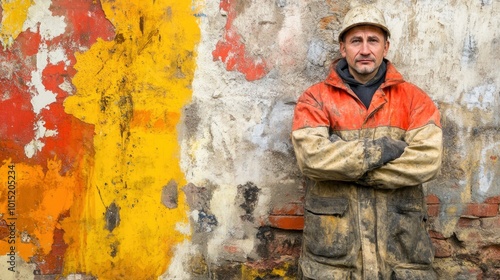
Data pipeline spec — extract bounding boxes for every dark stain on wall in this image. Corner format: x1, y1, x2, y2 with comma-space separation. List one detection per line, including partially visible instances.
256, 226, 302, 260
117, 90, 133, 140
105, 202, 120, 232
237, 182, 260, 222
256, 226, 274, 258
140, 15, 145, 35
110, 241, 119, 258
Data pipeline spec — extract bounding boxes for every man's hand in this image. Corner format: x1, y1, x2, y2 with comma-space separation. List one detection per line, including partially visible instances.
373, 136, 408, 164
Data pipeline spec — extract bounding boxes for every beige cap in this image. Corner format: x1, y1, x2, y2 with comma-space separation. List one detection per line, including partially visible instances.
338, 5, 390, 42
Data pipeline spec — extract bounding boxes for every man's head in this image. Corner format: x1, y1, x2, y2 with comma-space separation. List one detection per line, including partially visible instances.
338, 5, 390, 84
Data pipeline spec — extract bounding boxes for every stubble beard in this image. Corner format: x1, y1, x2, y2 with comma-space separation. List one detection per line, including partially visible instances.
351, 65, 378, 81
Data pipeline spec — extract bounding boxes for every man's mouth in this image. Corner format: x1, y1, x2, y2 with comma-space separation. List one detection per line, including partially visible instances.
356, 59, 374, 64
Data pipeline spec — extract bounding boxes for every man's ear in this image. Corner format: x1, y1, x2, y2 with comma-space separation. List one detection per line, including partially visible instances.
340, 42, 346, 58
383, 40, 390, 57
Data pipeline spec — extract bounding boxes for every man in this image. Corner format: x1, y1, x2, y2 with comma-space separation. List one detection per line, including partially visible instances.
292, 4, 442, 280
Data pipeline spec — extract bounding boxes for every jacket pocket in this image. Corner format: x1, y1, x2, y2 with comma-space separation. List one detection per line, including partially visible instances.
386, 188, 434, 264
303, 196, 355, 259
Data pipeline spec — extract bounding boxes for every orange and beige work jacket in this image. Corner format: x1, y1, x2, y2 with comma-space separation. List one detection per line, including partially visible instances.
292, 60, 443, 280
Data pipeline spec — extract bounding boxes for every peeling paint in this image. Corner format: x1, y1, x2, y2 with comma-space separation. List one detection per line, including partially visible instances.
23, 0, 66, 40
238, 182, 260, 222
212, 0, 269, 81
161, 180, 179, 209
461, 82, 498, 111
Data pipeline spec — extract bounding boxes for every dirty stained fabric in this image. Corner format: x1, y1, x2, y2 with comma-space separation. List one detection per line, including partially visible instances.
292, 59, 443, 280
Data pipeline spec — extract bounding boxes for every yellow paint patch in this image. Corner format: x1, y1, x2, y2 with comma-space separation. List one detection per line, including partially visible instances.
63, 0, 199, 278
0, 0, 32, 48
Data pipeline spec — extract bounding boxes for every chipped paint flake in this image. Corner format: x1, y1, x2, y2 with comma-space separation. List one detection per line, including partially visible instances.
24, 42, 70, 157
23, 0, 66, 40
462, 83, 498, 110
212, 0, 269, 81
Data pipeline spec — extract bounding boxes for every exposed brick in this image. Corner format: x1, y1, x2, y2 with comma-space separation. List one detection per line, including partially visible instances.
481, 216, 500, 229
457, 230, 481, 244
482, 245, 500, 272
432, 239, 453, 258
463, 203, 498, 218
484, 195, 500, 204
426, 194, 440, 204
271, 202, 304, 216
427, 204, 440, 217
429, 230, 446, 240
268, 215, 304, 230
458, 217, 481, 228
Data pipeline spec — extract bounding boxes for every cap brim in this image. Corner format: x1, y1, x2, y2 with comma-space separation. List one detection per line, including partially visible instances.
338, 23, 391, 42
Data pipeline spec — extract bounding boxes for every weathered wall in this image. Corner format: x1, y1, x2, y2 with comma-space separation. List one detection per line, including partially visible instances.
0, 0, 498, 279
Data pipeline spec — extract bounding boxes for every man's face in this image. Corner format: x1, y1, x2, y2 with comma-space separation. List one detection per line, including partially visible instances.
340, 25, 390, 84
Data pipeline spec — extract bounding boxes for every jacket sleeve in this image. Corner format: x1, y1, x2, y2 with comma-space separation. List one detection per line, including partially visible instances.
360, 91, 443, 189
292, 90, 383, 182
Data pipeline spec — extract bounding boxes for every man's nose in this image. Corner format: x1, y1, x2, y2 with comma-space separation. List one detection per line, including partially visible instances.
360, 42, 370, 55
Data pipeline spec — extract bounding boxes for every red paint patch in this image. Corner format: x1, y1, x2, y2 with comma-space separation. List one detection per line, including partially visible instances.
212, 0, 268, 81
0, 0, 115, 273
